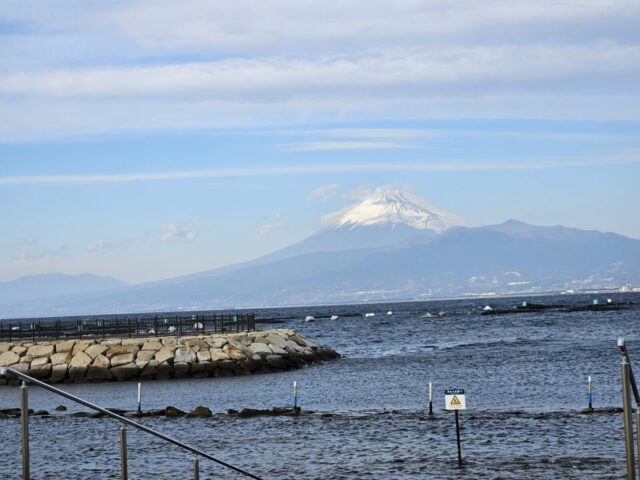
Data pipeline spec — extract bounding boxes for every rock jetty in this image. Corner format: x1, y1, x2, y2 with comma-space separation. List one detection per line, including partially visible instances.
0, 329, 338, 385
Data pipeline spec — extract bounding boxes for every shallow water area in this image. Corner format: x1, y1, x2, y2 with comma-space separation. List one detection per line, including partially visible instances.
1, 292, 639, 479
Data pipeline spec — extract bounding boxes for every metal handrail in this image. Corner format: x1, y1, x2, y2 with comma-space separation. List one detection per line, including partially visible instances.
0, 366, 264, 480
619, 339, 640, 405
618, 338, 640, 480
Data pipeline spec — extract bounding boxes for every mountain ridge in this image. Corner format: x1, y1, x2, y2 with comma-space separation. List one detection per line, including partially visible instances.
1, 218, 639, 318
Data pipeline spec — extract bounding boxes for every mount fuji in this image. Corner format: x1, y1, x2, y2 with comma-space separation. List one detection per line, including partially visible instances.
238, 187, 465, 266
2, 187, 640, 317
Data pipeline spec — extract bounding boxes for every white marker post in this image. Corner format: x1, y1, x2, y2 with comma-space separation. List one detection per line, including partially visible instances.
445, 388, 466, 468
137, 382, 142, 414
428, 382, 433, 416
293, 381, 299, 412
587, 376, 593, 412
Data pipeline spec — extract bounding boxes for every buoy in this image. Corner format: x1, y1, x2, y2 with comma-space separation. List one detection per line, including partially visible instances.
386, 311, 393, 315
483, 306, 493, 311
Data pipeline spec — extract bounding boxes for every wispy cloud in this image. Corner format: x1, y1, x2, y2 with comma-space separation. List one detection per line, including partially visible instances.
258, 213, 285, 236
286, 141, 415, 152
307, 184, 372, 201
7, 246, 68, 266
160, 223, 198, 244
326, 128, 436, 139
308, 184, 339, 201
0, 1, 639, 140
3, 46, 638, 101
2, 154, 640, 186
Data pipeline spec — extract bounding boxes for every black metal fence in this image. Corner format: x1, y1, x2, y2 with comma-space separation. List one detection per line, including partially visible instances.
0, 313, 255, 342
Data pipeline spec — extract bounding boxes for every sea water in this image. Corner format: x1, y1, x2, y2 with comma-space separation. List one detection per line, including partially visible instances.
0, 292, 638, 479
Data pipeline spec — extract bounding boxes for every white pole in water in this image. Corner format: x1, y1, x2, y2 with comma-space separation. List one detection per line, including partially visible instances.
293, 381, 299, 411
137, 382, 141, 414
428, 382, 433, 416
587, 376, 593, 412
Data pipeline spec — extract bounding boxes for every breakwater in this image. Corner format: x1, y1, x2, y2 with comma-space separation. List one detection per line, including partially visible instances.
0, 329, 338, 385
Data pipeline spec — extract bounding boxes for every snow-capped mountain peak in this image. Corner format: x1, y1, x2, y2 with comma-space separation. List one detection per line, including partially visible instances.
329, 187, 462, 232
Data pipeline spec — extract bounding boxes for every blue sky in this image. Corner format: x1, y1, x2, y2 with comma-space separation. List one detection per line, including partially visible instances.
1, 1, 639, 283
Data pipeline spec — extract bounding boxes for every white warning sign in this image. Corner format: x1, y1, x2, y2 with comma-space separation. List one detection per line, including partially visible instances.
444, 388, 466, 410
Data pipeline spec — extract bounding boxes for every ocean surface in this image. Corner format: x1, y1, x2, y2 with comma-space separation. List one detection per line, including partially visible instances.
1, 292, 639, 479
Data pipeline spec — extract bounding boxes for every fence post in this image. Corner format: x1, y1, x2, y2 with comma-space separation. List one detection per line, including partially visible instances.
21, 381, 30, 480
193, 455, 200, 480
637, 410, 640, 480
622, 357, 636, 480
120, 425, 128, 480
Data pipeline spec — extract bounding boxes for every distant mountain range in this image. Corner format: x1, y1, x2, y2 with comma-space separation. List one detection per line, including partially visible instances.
2, 187, 639, 318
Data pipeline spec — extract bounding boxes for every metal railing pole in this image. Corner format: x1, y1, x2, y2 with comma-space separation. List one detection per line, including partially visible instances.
120, 425, 128, 480
622, 358, 636, 480
637, 411, 640, 480
193, 455, 200, 480
619, 339, 640, 404
21, 381, 30, 480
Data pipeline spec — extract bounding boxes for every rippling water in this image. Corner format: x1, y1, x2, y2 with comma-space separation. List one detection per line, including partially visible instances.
1, 292, 639, 479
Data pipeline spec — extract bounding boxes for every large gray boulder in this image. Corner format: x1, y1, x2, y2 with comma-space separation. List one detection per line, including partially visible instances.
111, 353, 135, 367
49, 364, 68, 383
0, 351, 20, 367
111, 363, 140, 381
174, 347, 197, 364
51, 352, 72, 365
27, 344, 54, 358
155, 346, 175, 364
85, 344, 109, 360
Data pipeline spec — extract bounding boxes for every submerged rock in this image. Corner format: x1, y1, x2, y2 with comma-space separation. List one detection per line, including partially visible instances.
165, 406, 186, 417
187, 406, 213, 418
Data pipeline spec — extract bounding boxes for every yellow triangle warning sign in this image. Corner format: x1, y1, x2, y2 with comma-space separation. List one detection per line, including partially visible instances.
450, 395, 461, 406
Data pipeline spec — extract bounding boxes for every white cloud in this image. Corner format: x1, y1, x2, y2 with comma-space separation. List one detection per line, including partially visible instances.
308, 184, 372, 202
104, 1, 640, 55
258, 214, 285, 236
307, 184, 339, 201
1, 1, 638, 139
286, 141, 415, 152
326, 128, 436, 139
160, 223, 198, 244
7, 246, 68, 266
2, 46, 638, 100
2, 153, 640, 186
